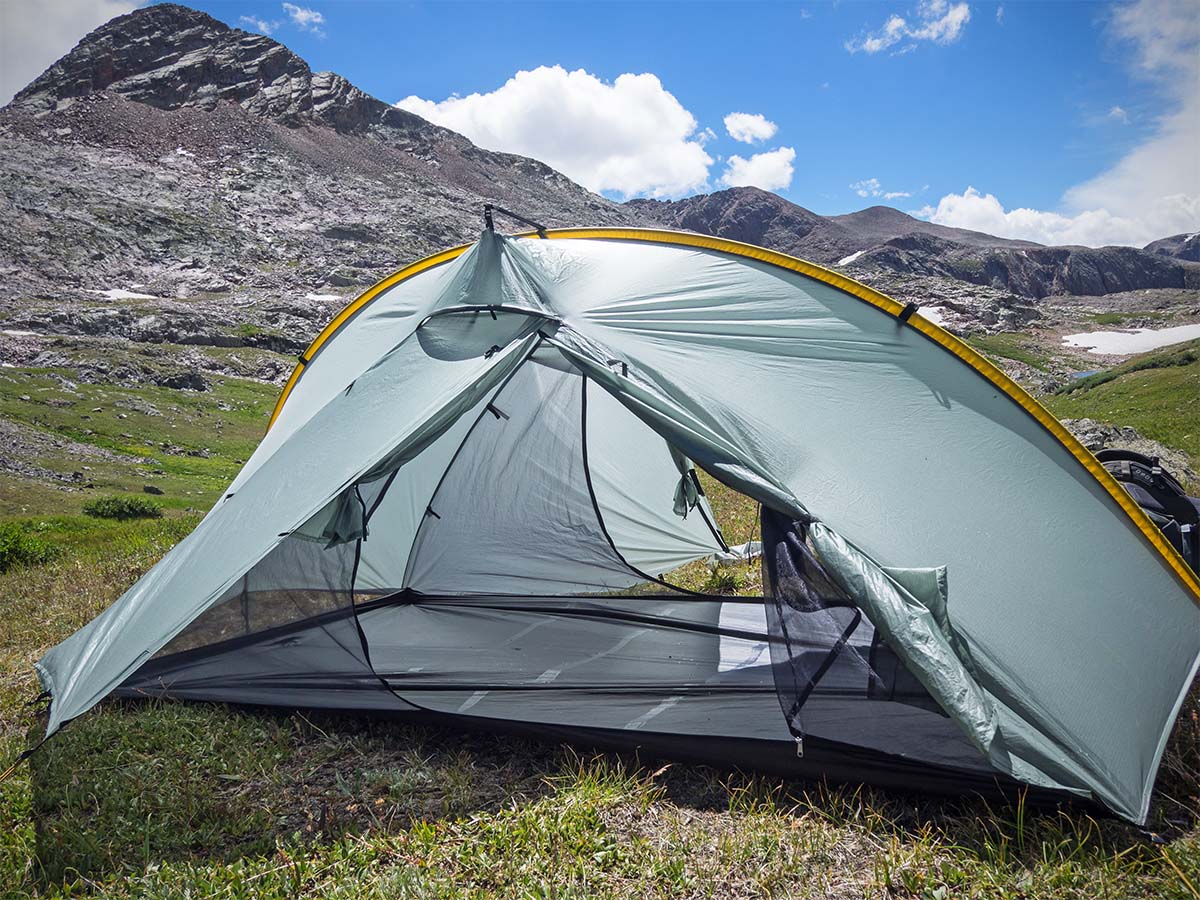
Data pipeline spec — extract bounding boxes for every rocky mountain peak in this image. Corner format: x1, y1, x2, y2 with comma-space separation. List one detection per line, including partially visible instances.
7, 3, 430, 135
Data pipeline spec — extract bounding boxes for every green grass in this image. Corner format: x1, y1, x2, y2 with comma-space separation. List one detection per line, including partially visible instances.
1089, 311, 1174, 326
82, 495, 163, 521
0, 522, 61, 574
1046, 339, 1200, 477
966, 332, 1054, 371
0, 366, 279, 515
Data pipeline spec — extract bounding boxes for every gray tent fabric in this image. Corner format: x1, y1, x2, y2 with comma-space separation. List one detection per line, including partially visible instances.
35, 228, 1200, 824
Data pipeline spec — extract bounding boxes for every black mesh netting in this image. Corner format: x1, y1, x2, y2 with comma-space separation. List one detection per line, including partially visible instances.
761, 506, 867, 745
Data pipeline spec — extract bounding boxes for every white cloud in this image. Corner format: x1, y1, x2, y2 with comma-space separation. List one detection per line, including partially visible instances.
1107, 105, 1129, 123
918, 0, 1199, 247
846, 1, 971, 54
851, 177, 882, 198
723, 112, 778, 144
996, 4, 1005, 23
721, 146, 796, 191
914, 186, 1186, 245
282, 3, 324, 35
239, 15, 278, 35
851, 178, 913, 200
396, 65, 713, 198
0, 0, 140, 106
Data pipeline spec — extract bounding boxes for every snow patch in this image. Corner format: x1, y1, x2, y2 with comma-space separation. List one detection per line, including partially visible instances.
88, 288, 158, 301
917, 306, 949, 326
1062, 322, 1200, 355
2, 329, 37, 337
304, 292, 343, 302
837, 249, 866, 266
174, 146, 195, 157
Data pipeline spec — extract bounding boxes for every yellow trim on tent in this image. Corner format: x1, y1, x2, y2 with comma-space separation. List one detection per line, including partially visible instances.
268, 242, 471, 429
267, 227, 1200, 603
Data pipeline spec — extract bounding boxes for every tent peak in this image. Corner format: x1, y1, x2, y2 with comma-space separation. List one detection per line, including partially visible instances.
483, 203, 548, 238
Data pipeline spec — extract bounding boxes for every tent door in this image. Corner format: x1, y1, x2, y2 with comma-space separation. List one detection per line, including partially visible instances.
760, 506, 947, 748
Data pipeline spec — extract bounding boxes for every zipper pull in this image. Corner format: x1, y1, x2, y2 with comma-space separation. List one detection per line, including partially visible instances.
795, 735, 804, 758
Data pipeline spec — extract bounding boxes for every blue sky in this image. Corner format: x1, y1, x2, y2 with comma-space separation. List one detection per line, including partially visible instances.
220, 2, 1144, 210
2, 0, 1196, 245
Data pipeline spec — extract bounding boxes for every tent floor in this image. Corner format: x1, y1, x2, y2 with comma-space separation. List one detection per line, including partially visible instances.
117, 592, 1089, 811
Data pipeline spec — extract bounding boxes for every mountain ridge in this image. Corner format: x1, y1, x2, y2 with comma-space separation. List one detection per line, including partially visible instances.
0, 0, 1195, 328
630, 188, 1198, 299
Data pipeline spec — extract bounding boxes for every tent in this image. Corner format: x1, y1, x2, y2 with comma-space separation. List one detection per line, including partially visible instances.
33, 226, 1200, 824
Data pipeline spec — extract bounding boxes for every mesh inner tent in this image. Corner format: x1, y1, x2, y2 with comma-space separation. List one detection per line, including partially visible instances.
123, 343, 988, 777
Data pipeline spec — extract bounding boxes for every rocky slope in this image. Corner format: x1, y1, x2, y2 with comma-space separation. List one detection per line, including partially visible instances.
1146, 232, 1200, 263
0, 5, 640, 317
631, 188, 1200, 300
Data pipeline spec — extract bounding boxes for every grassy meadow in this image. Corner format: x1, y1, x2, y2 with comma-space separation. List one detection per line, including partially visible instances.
1, 336, 1199, 898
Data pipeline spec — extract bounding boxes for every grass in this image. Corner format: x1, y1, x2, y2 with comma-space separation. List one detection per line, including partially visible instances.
0, 365, 279, 516
965, 332, 1054, 371
82, 495, 162, 521
1089, 311, 1174, 326
0, 522, 61, 574
1046, 339, 1200, 477
1, 339, 1199, 897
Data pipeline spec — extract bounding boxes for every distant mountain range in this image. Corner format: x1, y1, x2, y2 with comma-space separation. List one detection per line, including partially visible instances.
0, 1, 1196, 320
631, 190, 1198, 299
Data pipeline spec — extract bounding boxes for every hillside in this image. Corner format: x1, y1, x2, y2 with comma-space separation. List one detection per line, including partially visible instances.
0, 4, 641, 348
631, 188, 1199, 300
1046, 338, 1200, 487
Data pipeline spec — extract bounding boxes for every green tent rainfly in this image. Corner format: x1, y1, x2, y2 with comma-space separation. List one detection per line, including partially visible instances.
34, 227, 1200, 824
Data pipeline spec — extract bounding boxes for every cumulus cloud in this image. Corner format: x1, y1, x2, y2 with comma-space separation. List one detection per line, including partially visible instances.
851, 178, 913, 200
724, 112, 778, 144
721, 146, 796, 191
397, 65, 713, 198
846, 0, 971, 54
282, 3, 324, 35
914, 186, 1191, 246
917, 0, 1199, 246
0, 0, 140, 107
239, 15, 278, 35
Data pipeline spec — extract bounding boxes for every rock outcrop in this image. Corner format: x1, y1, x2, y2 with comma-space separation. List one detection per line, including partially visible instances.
1146, 233, 1200, 263
12, 3, 440, 137
631, 187, 1200, 299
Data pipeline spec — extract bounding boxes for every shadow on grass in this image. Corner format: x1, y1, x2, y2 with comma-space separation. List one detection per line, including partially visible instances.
20, 681, 1200, 895
24, 699, 563, 890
